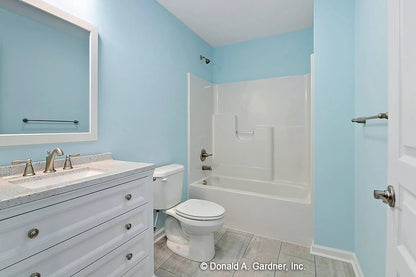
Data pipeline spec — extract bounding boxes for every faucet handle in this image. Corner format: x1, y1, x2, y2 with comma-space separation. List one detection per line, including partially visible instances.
63, 154, 80, 170
200, 149, 213, 161
12, 159, 35, 176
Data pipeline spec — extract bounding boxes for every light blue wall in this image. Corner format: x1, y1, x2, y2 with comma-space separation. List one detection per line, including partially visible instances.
0, 7, 89, 134
0, 0, 213, 230
313, 0, 355, 251
354, 0, 387, 276
213, 28, 313, 83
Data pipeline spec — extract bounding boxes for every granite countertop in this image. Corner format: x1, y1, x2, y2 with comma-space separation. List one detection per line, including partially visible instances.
0, 153, 155, 210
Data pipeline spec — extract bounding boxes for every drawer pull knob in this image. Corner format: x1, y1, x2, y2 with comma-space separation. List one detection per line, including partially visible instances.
125, 223, 132, 230
28, 228, 39, 239
125, 194, 132, 201
30, 273, 41, 277
126, 253, 133, 260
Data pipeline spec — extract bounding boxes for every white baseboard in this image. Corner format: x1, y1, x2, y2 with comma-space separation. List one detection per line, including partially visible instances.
311, 243, 364, 277
154, 227, 166, 243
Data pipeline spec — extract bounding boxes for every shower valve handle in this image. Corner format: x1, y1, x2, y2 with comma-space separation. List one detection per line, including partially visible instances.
200, 149, 213, 161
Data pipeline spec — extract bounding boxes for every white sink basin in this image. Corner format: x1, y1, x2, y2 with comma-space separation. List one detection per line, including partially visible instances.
9, 167, 107, 189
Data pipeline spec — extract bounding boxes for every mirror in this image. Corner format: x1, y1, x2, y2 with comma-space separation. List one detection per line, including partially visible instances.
0, 0, 98, 146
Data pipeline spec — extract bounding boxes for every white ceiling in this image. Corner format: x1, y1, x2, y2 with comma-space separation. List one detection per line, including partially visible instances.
156, 0, 313, 47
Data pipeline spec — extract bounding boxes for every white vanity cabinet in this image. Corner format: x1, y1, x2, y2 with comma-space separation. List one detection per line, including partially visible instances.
0, 163, 155, 277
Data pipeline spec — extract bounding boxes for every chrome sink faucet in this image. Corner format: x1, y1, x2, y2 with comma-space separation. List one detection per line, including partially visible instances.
44, 148, 64, 173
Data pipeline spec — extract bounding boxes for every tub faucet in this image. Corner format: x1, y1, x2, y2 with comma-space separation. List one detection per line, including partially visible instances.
44, 147, 64, 173
202, 165, 212, 171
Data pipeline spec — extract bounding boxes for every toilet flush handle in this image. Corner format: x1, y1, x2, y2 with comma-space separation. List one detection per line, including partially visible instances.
162, 178, 168, 182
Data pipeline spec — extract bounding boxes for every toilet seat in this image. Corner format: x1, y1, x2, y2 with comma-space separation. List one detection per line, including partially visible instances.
175, 199, 225, 221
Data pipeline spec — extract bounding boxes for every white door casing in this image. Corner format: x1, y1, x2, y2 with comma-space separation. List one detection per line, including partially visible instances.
387, 0, 416, 276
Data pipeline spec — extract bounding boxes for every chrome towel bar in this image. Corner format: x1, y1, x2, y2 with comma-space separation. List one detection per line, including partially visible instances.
23, 118, 79, 124
351, 112, 388, 124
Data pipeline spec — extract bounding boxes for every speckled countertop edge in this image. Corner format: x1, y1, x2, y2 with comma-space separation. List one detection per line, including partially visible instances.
0, 153, 155, 210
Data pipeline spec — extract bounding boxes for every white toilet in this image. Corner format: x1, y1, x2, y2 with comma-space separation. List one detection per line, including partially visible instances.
153, 164, 225, 262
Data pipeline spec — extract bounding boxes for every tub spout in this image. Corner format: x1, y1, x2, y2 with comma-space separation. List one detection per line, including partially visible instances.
202, 165, 212, 171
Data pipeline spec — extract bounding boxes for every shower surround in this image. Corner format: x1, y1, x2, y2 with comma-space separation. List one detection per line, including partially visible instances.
188, 73, 312, 246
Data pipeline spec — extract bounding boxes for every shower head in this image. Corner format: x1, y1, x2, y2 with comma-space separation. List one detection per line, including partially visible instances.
200, 55, 211, 64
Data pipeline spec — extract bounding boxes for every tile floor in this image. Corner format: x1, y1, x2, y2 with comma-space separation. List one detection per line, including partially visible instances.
154, 228, 355, 277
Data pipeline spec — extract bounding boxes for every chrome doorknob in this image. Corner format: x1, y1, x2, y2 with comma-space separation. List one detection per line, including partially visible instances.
374, 185, 395, 207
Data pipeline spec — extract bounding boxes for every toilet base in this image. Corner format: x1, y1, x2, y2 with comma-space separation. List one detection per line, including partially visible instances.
166, 233, 215, 262
165, 215, 217, 262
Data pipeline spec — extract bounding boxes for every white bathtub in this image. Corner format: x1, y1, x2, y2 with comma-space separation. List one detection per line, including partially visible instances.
189, 175, 313, 246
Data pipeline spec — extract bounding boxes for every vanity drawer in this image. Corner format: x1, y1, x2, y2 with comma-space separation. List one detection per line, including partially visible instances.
0, 204, 150, 277
74, 230, 152, 277
123, 256, 152, 277
0, 175, 151, 270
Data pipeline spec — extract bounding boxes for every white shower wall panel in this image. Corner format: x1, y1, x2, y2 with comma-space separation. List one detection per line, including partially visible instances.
213, 113, 274, 181
214, 75, 311, 184
275, 126, 309, 183
188, 74, 213, 184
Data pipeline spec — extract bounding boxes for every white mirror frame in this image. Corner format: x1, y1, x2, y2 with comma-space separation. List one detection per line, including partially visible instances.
0, 0, 98, 146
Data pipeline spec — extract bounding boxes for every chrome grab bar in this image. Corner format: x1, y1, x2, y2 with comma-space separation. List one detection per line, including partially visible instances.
352, 112, 388, 124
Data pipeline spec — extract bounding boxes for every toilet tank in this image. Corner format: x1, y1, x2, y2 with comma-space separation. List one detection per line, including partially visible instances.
153, 164, 184, 210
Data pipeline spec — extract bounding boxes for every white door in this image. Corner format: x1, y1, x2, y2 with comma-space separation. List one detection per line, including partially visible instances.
386, 0, 416, 276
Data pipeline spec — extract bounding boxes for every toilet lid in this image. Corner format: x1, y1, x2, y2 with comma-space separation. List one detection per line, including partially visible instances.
175, 199, 225, 220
